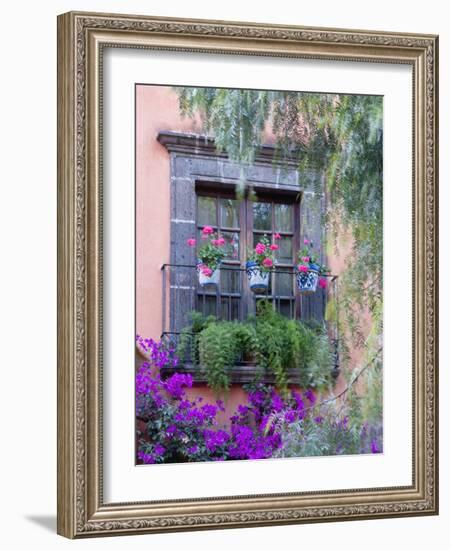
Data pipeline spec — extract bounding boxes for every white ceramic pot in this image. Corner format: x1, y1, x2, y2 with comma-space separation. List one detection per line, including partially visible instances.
198, 266, 220, 288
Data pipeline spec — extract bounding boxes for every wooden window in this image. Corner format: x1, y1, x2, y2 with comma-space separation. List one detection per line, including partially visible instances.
196, 191, 244, 321
196, 189, 301, 321
251, 198, 299, 319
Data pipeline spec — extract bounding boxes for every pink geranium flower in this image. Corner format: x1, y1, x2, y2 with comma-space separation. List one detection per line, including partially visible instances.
318, 277, 328, 289
303, 238, 310, 245
262, 257, 273, 268
216, 237, 226, 246
186, 238, 196, 247
301, 256, 310, 263
255, 242, 266, 254
274, 233, 281, 240
298, 264, 308, 273
201, 266, 213, 277
202, 226, 214, 235
269, 244, 279, 251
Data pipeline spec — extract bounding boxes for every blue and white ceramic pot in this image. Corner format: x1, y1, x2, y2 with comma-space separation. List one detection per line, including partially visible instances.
296, 263, 320, 294
246, 261, 269, 293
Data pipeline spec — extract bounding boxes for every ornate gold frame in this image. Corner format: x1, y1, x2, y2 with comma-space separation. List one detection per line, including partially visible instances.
57, 11, 439, 538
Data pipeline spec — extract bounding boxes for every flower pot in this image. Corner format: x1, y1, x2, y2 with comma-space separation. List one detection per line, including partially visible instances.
197, 264, 220, 288
246, 261, 269, 293
296, 264, 320, 294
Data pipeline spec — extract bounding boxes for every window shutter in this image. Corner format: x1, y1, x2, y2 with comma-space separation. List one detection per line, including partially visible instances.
169, 174, 197, 335
300, 191, 326, 322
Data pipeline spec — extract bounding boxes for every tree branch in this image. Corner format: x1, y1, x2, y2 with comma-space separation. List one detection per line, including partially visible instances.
302, 346, 383, 414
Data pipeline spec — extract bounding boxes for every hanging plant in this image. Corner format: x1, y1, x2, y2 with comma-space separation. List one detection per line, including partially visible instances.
296, 238, 330, 294
246, 234, 280, 293
186, 302, 334, 396
187, 227, 226, 288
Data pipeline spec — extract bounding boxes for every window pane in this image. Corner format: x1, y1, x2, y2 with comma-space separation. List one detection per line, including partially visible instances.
221, 297, 240, 321
275, 272, 294, 296
197, 295, 217, 317
275, 204, 293, 232
278, 236, 293, 262
277, 300, 294, 319
253, 202, 272, 231
221, 268, 240, 293
220, 198, 239, 228
222, 231, 240, 260
197, 196, 217, 227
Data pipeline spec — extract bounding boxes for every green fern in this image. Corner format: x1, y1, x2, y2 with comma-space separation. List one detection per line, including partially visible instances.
191, 302, 334, 396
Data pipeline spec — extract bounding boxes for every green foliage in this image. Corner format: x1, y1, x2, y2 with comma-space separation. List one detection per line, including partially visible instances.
273, 414, 359, 458
177, 87, 273, 196
180, 304, 333, 395
197, 232, 226, 271
198, 321, 256, 394
177, 311, 215, 367
270, 359, 383, 459
255, 301, 333, 393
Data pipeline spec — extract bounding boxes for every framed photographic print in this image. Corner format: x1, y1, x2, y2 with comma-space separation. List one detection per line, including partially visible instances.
57, 11, 439, 538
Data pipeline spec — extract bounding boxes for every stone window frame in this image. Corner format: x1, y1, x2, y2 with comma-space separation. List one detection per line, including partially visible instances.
157, 130, 326, 351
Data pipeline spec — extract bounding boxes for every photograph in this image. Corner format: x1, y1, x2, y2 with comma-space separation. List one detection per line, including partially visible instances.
135, 84, 384, 465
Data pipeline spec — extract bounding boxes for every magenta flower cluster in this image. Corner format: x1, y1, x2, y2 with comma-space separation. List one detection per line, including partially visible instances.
136, 337, 382, 464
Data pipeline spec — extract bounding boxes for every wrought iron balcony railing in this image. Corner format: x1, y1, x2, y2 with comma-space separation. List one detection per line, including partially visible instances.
159, 263, 340, 380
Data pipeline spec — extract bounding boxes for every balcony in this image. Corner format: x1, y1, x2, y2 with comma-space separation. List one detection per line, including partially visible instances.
159, 263, 340, 384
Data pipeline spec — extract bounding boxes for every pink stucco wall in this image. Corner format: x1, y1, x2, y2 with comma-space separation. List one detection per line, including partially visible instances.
136, 85, 202, 340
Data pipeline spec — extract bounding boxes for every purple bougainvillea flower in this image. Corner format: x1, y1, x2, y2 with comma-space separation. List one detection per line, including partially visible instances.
248, 390, 264, 407
238, 404, 249, 416
203, 429, 230, 452
153, 444, 165, 456
304, 389, 316, 405
186, 445, 198, 455
292, 391, 305, 411
164, 373, 193, 399
166, 424, 177, 435
271, 392, 284, 413
201, 403, 218, 419
284, 410, 296, 423
137, 451, 156, 464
